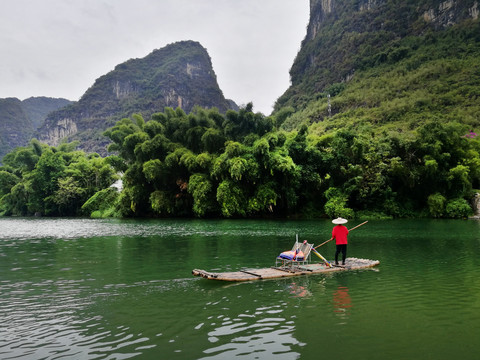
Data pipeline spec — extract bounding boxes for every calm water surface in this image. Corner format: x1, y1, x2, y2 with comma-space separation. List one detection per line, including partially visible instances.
1, 218, 479, 359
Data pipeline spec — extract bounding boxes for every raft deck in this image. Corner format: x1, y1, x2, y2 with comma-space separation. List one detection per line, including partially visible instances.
192, 257, 379, 282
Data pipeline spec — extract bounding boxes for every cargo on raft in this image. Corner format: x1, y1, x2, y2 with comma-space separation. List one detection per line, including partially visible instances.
192, 257, 380, 282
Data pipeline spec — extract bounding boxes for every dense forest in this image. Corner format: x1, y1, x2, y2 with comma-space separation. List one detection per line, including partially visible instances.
1, 104, 478, 219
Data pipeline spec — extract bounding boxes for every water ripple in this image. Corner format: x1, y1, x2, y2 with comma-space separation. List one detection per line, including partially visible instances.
198, 303, 304, 360
0, 277, 154, 360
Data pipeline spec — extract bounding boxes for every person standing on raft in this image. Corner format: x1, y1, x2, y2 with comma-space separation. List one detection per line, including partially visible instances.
332, 217, 349, 266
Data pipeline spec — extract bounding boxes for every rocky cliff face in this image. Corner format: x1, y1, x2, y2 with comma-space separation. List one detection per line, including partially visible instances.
472, 193, 480, 219
276, 0, 479, 110
422, 0, 478, 27
307, 0, 478, 41
37, 41, 237, 154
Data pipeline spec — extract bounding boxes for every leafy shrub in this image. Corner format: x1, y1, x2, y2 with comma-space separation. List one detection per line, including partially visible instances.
324, 197, 355, 219
445, 198, 473, 218
427, 193, 446, 218
90, 210, 103, 219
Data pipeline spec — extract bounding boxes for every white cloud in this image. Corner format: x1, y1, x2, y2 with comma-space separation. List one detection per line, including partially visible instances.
0, 0, 309, 114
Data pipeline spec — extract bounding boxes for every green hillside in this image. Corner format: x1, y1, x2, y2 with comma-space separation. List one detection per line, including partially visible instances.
279, 19, 480, 135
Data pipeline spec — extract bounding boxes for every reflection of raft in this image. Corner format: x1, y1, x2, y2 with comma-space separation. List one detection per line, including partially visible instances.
192, 257, 379, 282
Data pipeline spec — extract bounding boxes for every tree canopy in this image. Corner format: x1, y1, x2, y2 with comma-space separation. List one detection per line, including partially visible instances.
1, 104, 478, 219
98, 105, 479, 218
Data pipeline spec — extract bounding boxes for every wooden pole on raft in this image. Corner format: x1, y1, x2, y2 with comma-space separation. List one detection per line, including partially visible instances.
313, 221, 368, 249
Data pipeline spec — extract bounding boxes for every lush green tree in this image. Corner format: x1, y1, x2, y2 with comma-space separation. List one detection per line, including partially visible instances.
53, 177, 86, 215
27, 149, 66, 215
216, 179, 247, 217
445, 198, 473, 218
248, 182, 277, 214
0, 171, 19, 197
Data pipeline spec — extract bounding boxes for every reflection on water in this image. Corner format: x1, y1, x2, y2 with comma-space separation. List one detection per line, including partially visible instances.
332, 286, 352, 320
1, 218, 480, 359
288, 282, 312, 298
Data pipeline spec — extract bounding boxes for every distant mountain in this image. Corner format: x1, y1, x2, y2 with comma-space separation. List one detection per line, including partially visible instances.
37, 40, 238, 155
22, 97, 72, 129
0, 97, 71, 161
275, 0, 480, 132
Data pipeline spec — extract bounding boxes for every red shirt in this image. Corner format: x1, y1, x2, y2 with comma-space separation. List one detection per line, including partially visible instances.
332, 225, 349, 245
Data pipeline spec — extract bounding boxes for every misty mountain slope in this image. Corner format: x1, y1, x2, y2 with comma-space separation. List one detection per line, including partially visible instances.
37, 41, 238, 155
0, 97, 71, 161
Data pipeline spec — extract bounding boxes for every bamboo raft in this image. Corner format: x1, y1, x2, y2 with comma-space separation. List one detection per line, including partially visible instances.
192, 257, 379, 282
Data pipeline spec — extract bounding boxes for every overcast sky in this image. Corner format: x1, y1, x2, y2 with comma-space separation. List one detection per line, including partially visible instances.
0, 0, 310, 115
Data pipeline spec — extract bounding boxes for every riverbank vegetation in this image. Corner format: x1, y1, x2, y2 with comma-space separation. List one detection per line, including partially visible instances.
0, 140, 117, 216
3, 103, 477, 219
104, 106, 479, 219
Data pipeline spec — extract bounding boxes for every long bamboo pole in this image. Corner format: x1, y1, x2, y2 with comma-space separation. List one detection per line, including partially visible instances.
311, 247, 333, 267
348, 220, 369, 232
313, 221, 368, 249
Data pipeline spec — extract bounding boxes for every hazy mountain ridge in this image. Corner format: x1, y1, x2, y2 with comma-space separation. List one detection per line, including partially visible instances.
0, 97, 71, 161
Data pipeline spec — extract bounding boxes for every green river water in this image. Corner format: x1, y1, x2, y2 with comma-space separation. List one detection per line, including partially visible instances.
1, 218, 479, 359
